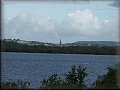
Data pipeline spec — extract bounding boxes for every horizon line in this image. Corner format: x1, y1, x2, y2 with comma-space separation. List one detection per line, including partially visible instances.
2, 38, 120, 44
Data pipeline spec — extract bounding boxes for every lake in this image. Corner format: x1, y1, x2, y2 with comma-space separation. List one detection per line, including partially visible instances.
1, 52, 119, 88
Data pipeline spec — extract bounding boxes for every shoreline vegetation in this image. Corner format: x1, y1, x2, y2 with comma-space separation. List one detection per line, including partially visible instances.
1, 39, 118, 55
1, 64, 119, 89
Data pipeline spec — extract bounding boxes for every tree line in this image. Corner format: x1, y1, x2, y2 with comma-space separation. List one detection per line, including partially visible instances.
1, 40, 118, 55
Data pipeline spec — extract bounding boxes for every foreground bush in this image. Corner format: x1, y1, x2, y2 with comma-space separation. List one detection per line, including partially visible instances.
40, 65, 87, 89
40, 74, 63, 89
63, 65, 87, 89
92, 66, 118, 89
1, 80, 30, 89
1, 65, 118, 89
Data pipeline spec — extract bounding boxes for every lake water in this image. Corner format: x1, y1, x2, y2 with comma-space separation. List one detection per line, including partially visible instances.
1, 52, 119, 88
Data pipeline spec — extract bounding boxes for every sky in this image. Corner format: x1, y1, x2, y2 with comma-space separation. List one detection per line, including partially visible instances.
2, 0, 120, 43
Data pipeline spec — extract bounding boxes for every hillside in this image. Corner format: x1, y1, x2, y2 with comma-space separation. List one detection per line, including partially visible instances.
65, 41, 119, 46
1, 39, 118, 55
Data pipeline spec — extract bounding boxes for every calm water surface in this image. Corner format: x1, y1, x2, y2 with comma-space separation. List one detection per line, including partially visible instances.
1, 52, 119, 88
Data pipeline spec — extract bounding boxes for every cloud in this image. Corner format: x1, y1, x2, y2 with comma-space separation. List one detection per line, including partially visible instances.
56, 9, 105, 37
3, 9, 119, 43
3, 12, 58, 42
55, 9, 119, 42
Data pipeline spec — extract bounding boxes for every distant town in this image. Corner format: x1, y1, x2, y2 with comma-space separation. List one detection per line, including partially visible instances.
2, 39, 60, 47
2, 39, 119, 47
1, 39, 119, 55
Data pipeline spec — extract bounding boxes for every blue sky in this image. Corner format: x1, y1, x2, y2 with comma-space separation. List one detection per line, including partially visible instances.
2, 0, 119, 43
3, 1, 117, 21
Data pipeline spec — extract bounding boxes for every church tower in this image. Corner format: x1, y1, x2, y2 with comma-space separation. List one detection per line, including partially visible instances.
60, 38, 62, 45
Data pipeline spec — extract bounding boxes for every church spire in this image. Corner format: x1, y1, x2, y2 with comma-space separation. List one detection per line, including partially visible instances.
60, 38, 62, 45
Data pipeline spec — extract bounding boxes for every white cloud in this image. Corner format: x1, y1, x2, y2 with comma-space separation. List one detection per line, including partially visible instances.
3, 9, 119, 43
56, 9, 104, 37
3, 12, 58, 42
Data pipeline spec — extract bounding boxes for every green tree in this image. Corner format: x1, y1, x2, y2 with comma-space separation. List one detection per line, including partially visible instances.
40, 74, 62, 89
40, 65, 87, 89
77, 65, 87, 87
66, 65, 78, 85
92, 66, 118, 89
1, 80, 30, 89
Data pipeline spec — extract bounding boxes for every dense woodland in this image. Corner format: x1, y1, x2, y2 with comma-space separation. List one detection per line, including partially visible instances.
1, 40, 118, 55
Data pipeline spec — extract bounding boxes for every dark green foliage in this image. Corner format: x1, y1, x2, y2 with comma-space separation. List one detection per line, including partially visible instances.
63, 65, 87, 89
77, 65, 87, 86
1, 65, 118, 89
1, 80, 30, 89
1, 40, 118, 55
40, 74, 62, 89
92, 66, 118, 89
40, 65, 87, 89
66, 65, 78, 85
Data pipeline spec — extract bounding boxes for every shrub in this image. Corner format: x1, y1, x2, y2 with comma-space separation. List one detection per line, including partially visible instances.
64, 65, 87, 89
92, 66, 118, 89
40, 74, 63, 89
40, 65, 87, 89
1, 80, 30, 89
